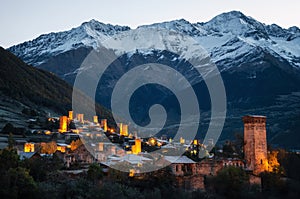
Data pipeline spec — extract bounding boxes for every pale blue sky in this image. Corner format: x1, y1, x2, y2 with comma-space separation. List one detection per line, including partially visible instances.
1, 0, 299, 48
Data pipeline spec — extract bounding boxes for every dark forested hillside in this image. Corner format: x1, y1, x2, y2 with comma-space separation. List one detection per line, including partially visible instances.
0, 47, 112, 128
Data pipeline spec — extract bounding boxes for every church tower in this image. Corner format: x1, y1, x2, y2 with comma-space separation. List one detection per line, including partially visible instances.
243, 115, 268, 175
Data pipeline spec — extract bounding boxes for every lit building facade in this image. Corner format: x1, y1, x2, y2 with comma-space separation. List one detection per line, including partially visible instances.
93, 115, 98, 124
132, 139, 142, 154
121, 124, 128, 136
59, 116, 68, 133
101, 119, 107, 132
24, 143, 35, 152
77, 114, 84, 123
68, 111, 73, 120
243, 115, 268, 175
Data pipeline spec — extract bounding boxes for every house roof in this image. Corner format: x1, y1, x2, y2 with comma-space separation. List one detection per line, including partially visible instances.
121, 154, 152, 164
19, 152, 38, 160
164, 155, 195, 164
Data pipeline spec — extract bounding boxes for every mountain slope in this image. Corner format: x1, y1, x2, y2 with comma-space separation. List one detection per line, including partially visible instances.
8, 20, 130, 66
0, 47, 112, 128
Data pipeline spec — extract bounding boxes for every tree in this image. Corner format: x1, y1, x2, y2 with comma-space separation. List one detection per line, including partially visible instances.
87, 163, 103, 182
0, 167, 38, 199
222, 140, 236, 157
210, 166, 249, 198
1, 123, 14, 134
261, 171, 287, 197
8, 133, 15, 149
0, 148, 19, 171
267, 150, 281, 173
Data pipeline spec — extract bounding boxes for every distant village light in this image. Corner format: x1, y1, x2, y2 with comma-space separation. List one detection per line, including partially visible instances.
119, 123, 128, 136
180, 137, 185, 144
118, 123, 123, 134
78, 114, 84, 123
148, 137, 157, 146
193, 139, 198, 145
24, 143, 35, 152
57, 145, 66, 153
132, 139, 142, 154
101, 119, 107, 132
68, 111, 73, 120
93, 115, 98, 123
129, 169, 135, 177
59, 116, 68, 133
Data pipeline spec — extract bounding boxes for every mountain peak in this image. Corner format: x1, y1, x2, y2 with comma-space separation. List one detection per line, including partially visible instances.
208, 10, 249, 23
203, 10, 268, 37
219, 10, 246, 18
288, 26, 300, 34
137, 18, 202, 36
81, 19, 130, 36
138, 18, 191, 29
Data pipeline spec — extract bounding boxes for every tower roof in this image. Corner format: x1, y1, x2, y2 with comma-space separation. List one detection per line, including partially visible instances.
243, 115, 266, 124
246, 115, 266, 118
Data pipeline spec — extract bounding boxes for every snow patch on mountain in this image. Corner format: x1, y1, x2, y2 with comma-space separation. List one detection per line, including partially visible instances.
8, 11, 300, 69
8, 20, 130, 65
101, 27, 209, 61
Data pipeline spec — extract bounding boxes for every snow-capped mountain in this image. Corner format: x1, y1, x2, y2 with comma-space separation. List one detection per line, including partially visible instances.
9, 19, 130, 65
7, 11, 300, 148
8, 11, 300, 69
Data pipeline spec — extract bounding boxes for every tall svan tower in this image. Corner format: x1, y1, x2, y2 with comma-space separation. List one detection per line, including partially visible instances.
243, 115, 268, 175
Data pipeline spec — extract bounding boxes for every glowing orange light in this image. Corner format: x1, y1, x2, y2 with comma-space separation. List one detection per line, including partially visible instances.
129, 169, 135, 177
132, 139, 142, 154
193, 140, 198, 145
120, 123, 128, 136
101, 119, 107, 132
59, 116, 68, 133
68, 111, 73, 120
148, 138, 157, 146
93, 115, 98, 123
24, 143, 35, 152
57, 146, 66, 153
180, 137, 185, 144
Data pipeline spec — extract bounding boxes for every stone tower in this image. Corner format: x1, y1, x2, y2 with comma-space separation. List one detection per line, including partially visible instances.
59, 116, 68, 133
68, 111, 73, 120
243, 115, 268, 175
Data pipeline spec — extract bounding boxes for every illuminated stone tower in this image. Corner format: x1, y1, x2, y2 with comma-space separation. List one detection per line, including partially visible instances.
93, 115, 98, 124
132, 139, 142, 154
68, 111, 73, 120
101, 119, 107, 132
243, 115, 268, 175
118, 123, 123, 134
59, 116, 68, 133
76, 114, 84, 123
119, 123, 128, 136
